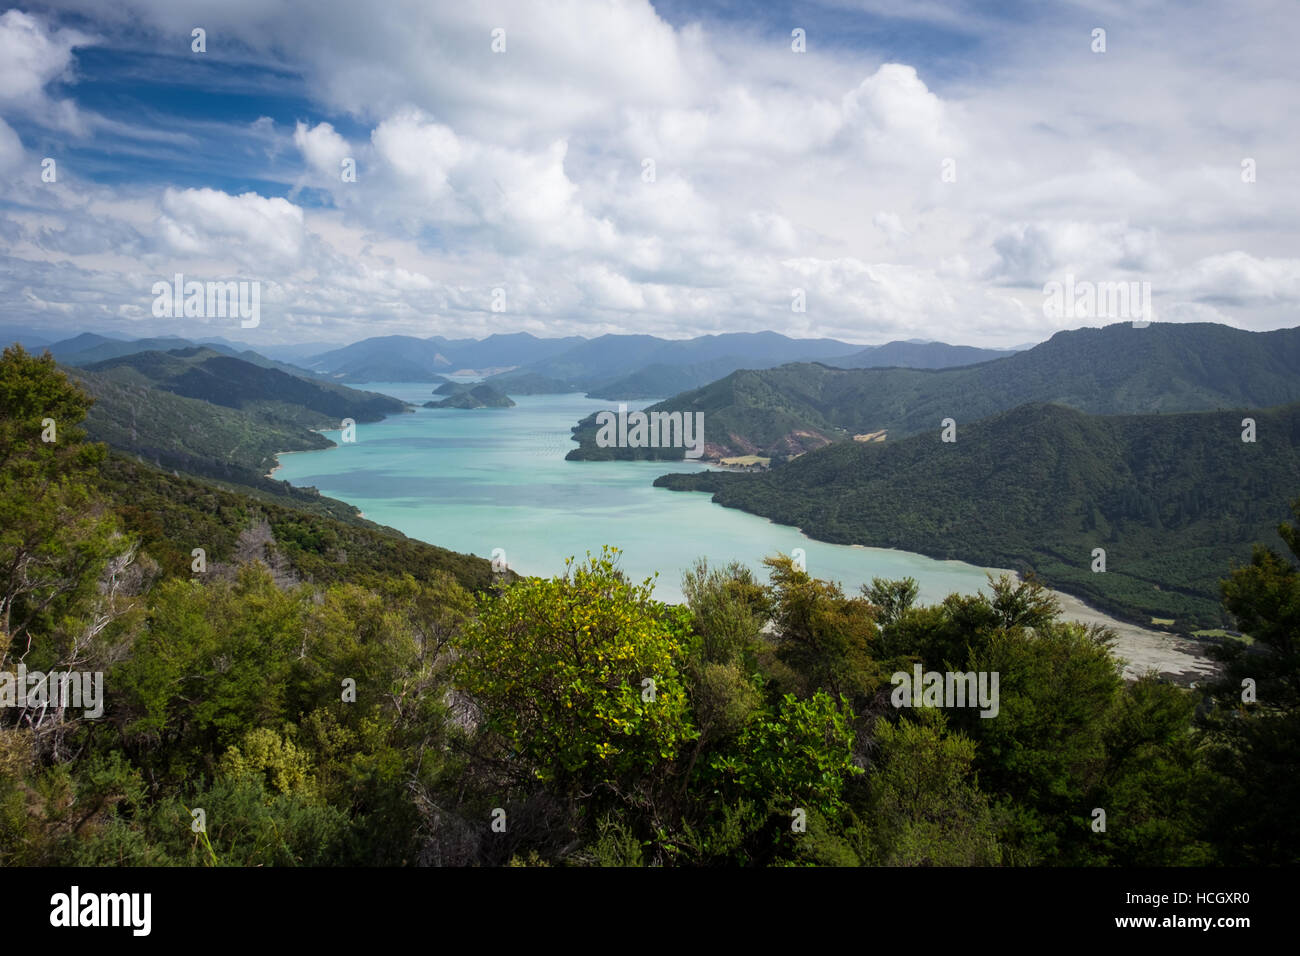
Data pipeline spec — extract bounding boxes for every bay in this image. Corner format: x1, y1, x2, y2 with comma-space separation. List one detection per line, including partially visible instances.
272, 382, 1009, 605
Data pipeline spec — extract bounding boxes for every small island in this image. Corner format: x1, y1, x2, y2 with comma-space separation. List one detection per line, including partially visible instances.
424, 383, 516, 409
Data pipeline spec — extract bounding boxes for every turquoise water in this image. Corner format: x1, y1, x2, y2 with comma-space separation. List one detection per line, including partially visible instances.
272, 383, 1004, 605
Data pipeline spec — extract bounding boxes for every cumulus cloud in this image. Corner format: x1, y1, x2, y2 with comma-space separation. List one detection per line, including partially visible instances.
0, 9, 95, 133
293, 121, 352, 179
842, 63, 959, 162
155, 188, 306, 269
986, 221, 1167, 286
1172, 252, 1300, 305
4, 0, 1299, 344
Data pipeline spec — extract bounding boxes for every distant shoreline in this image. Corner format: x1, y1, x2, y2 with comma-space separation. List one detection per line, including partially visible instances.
266, 425, 333, 479
264, 447, 309, 479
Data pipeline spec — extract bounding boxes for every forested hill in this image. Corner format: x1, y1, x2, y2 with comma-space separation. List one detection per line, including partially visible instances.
63, 350, 407, 523
569, 322, 1300, 460
4, 342, 1299, 869
97, 454, 495, 591
82, 347, 407, 427
68, 364, 338, 502
655, 400, 1300, 627
829, 340, 1014, 369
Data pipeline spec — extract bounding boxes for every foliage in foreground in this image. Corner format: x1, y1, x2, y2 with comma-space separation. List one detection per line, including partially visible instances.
1, 344, 1297, 866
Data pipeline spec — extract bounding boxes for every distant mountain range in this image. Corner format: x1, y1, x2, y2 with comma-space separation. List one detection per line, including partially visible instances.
305, 332, 586, 382
300, 328, 1019, 395
7, 327, 1024, 402
492, 332, 1012, 398
831, 340, 1013, 369
0, 324, 55, 349
45, 332, 328, 381
567, 323, 1300, 460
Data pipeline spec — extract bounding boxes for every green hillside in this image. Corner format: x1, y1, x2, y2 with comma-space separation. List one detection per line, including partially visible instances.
4, 343, 1299, 870
67, 365, 335, 490
83, 348, 407, 429
97, 454, 495, 590
570, 322, 1300, 460
656, 401, 1300, 628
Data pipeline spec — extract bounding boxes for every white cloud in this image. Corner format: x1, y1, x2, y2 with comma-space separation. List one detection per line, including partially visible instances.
0, 10, 95, 133
370, 110, 462, 202
1172, 252, 1300, 305
873, 212, 910, 246
0, 116, 23, 172
6, 0, 1300, 345
841, 63, 959, 162
155, 188, 306, 269
986, 221, 1166, 285
293, 121, 351, 179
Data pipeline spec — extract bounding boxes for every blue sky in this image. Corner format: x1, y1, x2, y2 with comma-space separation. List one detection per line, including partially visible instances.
1, 0, 1297, 346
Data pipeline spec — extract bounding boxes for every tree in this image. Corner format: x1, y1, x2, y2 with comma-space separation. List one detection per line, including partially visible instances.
963, 620, 1123, 864
1217, 496, 1300, 709
681, 558, 766, 666
0, 345, 130, 766
453, 548, 696, 792
762, 553, 881, 702
864, 710, 1001, 866
1201, 495, 1300, 863
1092, 677, 1214, 865
0, 346, 120, 668
864, 576, 918, 631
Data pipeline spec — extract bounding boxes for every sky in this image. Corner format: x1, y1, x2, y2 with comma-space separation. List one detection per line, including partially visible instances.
0, 0, 1297, 348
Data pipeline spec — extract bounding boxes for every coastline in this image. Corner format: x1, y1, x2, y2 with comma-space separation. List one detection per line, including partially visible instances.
989, 567, 1218, 684
264, 447, 310, 479
769, 521, 1218, 684
265, 404, 1217, 685
266, 445, 366, 521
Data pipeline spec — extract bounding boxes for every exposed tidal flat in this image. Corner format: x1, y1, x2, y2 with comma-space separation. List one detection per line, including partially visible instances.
270, 383, 1212, 681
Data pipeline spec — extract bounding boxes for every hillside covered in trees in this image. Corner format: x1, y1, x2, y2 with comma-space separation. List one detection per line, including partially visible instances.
2, 344, 1296, 866
655, 401, 1300, 628
567, 323, 1300, 461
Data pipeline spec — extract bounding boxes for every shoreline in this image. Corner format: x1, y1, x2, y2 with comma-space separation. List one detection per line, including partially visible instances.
264, 447, 311, 479
991, 567, 1219, 684
265, 403, 1217, 685
265, 445, 365, 521
748, 518, 1219, 685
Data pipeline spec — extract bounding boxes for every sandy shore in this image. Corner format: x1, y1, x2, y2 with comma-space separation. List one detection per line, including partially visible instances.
785, 525, 1219, 684
989, 567, 1220, 684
